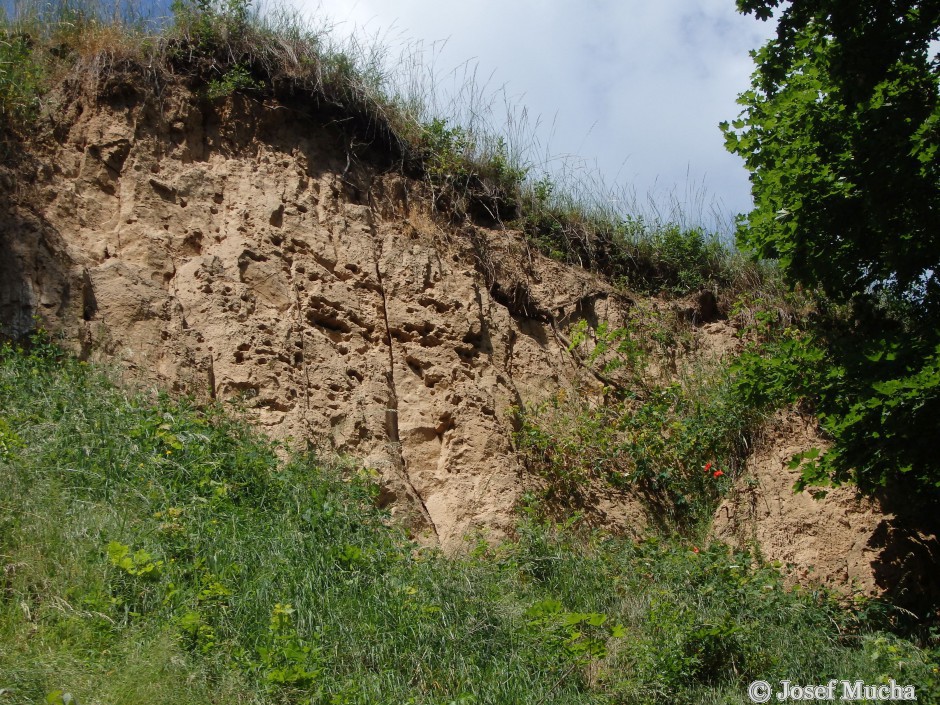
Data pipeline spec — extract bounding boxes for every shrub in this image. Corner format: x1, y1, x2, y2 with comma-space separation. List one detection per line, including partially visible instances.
516, 354, 758, 530
611, 218, 728, 294
170, 0, 254, 50
0, 32, 43, 124
205, 63, 261, 98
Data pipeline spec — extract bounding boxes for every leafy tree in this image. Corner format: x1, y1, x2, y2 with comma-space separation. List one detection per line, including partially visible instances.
723, 0, 940, 498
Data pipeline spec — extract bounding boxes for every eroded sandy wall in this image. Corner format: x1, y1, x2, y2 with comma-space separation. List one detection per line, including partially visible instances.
0, 75, 622, 548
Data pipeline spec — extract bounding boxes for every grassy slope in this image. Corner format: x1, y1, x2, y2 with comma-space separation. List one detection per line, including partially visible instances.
0, 338, 937, 705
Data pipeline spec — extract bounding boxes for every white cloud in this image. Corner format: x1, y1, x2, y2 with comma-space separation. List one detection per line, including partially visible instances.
294, 0, 776, 228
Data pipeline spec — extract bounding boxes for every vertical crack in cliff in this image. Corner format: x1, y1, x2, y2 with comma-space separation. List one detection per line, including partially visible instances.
368, 217, 439, 541
291, 282, 312, 412
291, 281, 318, 444
207, 352, 217, 400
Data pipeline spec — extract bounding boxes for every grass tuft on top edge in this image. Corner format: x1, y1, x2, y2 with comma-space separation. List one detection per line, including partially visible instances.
2, 0, 772, 297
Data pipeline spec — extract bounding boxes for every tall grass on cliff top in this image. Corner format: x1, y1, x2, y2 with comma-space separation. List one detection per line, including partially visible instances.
1, 337, 938, 704
0, 0, 764, 296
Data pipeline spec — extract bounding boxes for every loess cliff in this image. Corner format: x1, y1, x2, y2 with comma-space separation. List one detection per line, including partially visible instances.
1, 59, 936, 604
0, 63, 637, 548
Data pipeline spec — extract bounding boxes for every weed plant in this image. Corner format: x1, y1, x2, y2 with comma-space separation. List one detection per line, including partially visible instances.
514, 286, 819, 532
515, 359, 758, 533
0, 338, 936, 704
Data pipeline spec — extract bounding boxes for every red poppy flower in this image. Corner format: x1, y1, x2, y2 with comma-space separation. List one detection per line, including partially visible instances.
704, 462, 713, 472
713, 470, 724, 478
692, 546, 700, 553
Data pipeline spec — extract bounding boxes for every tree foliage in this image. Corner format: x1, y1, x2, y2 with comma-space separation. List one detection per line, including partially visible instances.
724, 0, 940, 498
724, 0, 940, 308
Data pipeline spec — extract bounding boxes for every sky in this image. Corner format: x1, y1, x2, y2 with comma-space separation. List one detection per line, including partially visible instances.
300, 0, 778, 231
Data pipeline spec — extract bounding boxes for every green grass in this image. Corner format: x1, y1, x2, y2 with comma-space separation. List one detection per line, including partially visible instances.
0, 31, 43, 123
515, 182, 758, 296
0, 337, 937, 704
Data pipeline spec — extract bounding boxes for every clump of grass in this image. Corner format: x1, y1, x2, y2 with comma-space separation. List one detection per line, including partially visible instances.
515, 173, 763, 296
1, 336, 937, 704
0, 31, 44, 123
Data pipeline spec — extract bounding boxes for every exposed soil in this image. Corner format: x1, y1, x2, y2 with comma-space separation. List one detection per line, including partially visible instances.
0, 67, 623, 548
713, 410, 939, 612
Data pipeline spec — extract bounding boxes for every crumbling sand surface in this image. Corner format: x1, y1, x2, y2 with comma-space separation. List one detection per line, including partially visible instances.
713, 410, 939, 609
2, 65, 935, 601
0, 71, 629, 548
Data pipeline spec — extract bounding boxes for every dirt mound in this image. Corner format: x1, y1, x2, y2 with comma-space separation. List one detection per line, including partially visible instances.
713, 410, 940, 610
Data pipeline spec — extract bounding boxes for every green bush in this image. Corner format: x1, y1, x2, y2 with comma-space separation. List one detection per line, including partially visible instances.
205, 63, 262, 99
170, 0, 253, 50
729, 317, 940, 497
421, 118, 526, 218
0, 32, 43, 124
515, 357, 759, 531
731, 332, 826, 410
725, 0, 940, 501
612, 218, 728, 294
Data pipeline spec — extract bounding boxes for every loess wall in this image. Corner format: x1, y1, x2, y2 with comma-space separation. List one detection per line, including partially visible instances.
0, 67, 628, 548
1, 63, 935, 606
